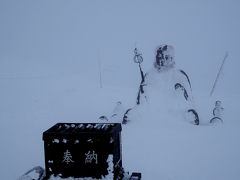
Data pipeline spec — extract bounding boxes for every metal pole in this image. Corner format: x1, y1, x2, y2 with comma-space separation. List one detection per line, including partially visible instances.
210, 52, 229, 96
98, 59, 103, 88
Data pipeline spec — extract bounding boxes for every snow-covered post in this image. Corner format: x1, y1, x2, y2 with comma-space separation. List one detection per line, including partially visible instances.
98, 59, 103, 88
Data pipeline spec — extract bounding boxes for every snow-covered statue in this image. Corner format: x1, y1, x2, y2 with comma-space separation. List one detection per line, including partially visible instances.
210, 100, 224, 124
130, 45, 199, 125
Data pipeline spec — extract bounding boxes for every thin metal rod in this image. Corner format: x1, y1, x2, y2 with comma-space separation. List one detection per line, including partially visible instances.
98, 59, 103, 88
210, 52, 229, 96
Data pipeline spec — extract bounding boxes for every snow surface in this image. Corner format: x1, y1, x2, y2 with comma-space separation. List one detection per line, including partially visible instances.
1, 0, 240, 180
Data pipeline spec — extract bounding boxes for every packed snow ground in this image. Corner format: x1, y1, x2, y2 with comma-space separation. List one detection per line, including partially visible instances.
1, 64, 240, 180
1, 1, 240, 180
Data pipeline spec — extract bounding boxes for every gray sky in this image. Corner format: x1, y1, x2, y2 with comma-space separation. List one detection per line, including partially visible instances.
1, 0, 240, 94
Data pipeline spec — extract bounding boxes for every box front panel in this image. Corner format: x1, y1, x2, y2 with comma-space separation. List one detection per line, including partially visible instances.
44, 135, 114, 179
43, 123, 122, 179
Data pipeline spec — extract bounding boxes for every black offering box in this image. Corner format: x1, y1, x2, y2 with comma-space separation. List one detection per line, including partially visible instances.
42, 123, 122, 179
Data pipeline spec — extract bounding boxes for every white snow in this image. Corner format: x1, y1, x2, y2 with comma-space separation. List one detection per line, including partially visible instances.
1, 0, 240, 180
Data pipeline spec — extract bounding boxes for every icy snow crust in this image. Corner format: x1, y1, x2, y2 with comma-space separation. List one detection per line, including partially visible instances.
3, 58, 240, 180
2, 67, 240, 180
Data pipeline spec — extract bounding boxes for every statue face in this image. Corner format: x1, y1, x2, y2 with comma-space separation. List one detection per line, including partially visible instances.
215, 100, 222, 107
155, 45, 175, 69
162, 49, 174, 66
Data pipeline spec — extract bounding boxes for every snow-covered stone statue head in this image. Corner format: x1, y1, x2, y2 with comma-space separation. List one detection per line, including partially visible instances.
154, 45, 175, 71
215, 100, 222, 108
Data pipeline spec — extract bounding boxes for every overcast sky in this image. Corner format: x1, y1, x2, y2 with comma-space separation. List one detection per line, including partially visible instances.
1, 0, 240, 94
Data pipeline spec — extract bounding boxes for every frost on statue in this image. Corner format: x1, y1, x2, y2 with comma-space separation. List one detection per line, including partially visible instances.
125, 45, 199, 125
